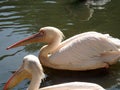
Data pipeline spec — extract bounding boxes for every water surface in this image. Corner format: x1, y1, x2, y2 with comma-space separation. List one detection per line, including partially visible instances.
0, 0, 120, 90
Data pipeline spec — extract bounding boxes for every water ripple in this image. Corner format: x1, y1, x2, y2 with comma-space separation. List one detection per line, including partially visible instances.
0, 6, 16, 10
43, 1, 57, 4
0, 49, 24, 61
0, 0, 8, 4
0, 15, 23, 20
0, 11, 17, 16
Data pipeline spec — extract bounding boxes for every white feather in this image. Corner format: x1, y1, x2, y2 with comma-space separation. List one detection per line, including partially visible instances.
49, 32, 120, 70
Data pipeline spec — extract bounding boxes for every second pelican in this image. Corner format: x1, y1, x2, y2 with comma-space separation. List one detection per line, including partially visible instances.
4, 55, 105, 90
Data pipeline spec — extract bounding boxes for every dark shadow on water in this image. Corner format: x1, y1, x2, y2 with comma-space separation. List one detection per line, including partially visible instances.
42, 67, 109, 86
44, 67, 109, 78
41, 63, 120, 89
45, 66, 107, 74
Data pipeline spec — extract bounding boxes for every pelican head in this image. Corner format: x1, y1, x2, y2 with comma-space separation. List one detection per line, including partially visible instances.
6, 26, 64, 50
4, 55, 45, 90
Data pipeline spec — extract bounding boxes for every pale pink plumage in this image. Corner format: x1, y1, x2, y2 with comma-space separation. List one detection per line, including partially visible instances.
48, 31, 120, 70
6, 26, 120, 70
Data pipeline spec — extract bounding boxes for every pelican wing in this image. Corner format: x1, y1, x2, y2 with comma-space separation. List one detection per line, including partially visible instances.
49, 32, 119, 70
41, 82, 105, 90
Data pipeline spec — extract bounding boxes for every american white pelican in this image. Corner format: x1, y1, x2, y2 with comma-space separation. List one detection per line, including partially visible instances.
6, 26, 120, 70
4, 55, 105, 90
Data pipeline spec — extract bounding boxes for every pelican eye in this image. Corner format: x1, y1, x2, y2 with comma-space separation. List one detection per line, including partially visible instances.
23, 59, 25, 64
39, 30, 45, 36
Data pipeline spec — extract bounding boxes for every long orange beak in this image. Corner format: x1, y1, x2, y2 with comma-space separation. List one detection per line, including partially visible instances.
6, 32, 44, 50
4, 66, 31, 90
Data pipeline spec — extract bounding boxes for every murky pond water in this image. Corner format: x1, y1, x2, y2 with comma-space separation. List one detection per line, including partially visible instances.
0, 0, 120, 90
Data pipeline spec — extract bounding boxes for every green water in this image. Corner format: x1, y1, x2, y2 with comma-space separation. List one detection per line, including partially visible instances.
0, 0, 120, 90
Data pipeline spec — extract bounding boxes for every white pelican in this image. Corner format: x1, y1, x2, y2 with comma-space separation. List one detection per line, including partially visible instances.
6, 26, 120, 70
4, 55, 105, 90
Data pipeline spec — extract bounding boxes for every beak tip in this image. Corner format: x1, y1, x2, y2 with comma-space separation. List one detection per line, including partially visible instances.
3, 84, 8, 90
6, 47, 12, 50
6, 45, 14, 50
6, 47, 9, 50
